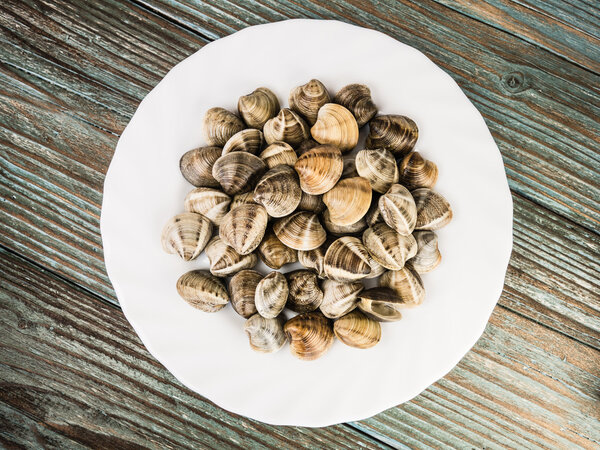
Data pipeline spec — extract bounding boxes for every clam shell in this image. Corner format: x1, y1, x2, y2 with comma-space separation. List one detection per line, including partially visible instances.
355, 149, 399, 193
284, 312, 334, 360
202, 107, 244, 146
244, 314, 287, 353
255, 272, 288, 319
412, 188, 453, 230
357, 287, 404, 322
294, 144, 343, 195
379, 266, 425, 308
323, 176, 372, 226
379, 184, 417, 236
273, 211, 327, 251
363, 223, 418, 270
263, 108, 310, 146
184, 187, 231, 226
289, 79, 331, 125
398, 151, 438, 190
286, 270, 323, 313
212, 151, 266, 196
322, 209, 367, 236
219, 204, 268, 255
297, 245, 326, 278
238, 87, 280, 129
324, 236, 372, 282
334, 309, 381, 349
411, 230, 442, 273
179, 146, 222, 187
230, 192, 257, 210
259, 141, 297, 169
365, 114, 418, 157
205, 236, 257, 277
365, 193, 384, 226
253, 165, 302, 217
341, 156, 359, 179
334, 84, 378, 128
320, 279, 363, 319
161, 212, 212, 261
296, 138, 320, 156
229, 269, 263, 318
257, 230, 298, 269
297, 191, 325, 213
176, 270, 229, 312
310, 103, 359, 152
365, 255, 386, 279
222, 129, 264, 155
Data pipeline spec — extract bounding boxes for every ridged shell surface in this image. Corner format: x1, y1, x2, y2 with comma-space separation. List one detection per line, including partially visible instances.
219, 204, 268, 255
363, 223, 418, 270
238, 87, 280, 129
365, 114, 418, 157
334, 84, 378, 127
255, 272, 288, 319
180, 146, 222, 187
297, 245, 326, 278
229, 269, 263, 318
323, 177, 372, 226
176, 270, 229, 312
334, 309, 381, 349
284, 312, 334, 360
355, 149, 399, 193
357, 287, 404, 322
294, 145, 343, 195
257, 230, 298, 269
410, 230, 442, 273
398, 152, 438, 190
380, 266, 425, 307
184, 187, 231, 226
322, 209, 367, 236
320, 279, 363, 319
324, 236, 372, 282
286, 270, 323, 313
161, 212, 212, 261
222, 128, 264, 155
263, 108, 310, 146
412, 188, 453, 230
379, 184, 417, 236
289, 79, 331, 125
259, 141, 297, 169
273, 212, 327, 251
253, 165, 302, 217
244, 314, 287, 353
202, 107, 244, 146
212, 151, 266, 196
310, 103, 359, 152
205, 236, 257, 277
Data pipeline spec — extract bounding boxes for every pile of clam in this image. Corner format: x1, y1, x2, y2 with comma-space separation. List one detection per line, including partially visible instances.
162, 79, 452, 360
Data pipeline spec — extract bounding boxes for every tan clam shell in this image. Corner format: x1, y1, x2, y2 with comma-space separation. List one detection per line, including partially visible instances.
184, 187, 231, 226
296, 138, 319, 156
202, 107, 244, 146
334, 309, 381, 349
176, 270, 229, 312
255, 272, 288, 319
253, 165, 302, 217
365, 254, 386, 279
398, 151, 438, 190
294, 144, 343, 195
334, 84, 378, 128
322, 209, 367, 236
412, 188, 453, 230
273, 211, 327, 251
284, 312, 334, 360
379, 184, 417, 236
380, 266, 425, 308
357, 287, 404, 322
310, 103, 359, 153
286, 270, 323, 313
411, 230, 442, 273
161, 212, 212, 261
257, 230, 298, 269
297, 245, 326, 278
263, 108, 310, 146
219, 204, 268, 255
212, 151, 266, 196
324, 236, 372, 282
365, 193, 384, 226
244, 314, 287, 353
229, 269, 263, 318
289, 79, 331, 125
238, 87, 280, 129
259, 141, 297, 169
179, 146, 222, 187
320, 279, 363, 319
365, 114, 418, 157
363, 223, 418, 270
297, 191, 325, 214
355, 149, 399, 193
341, 156, 359, 179
323, 176, 372, 226
230, 192, 257, 210
205, 236, 257, 277
222, 129, 264, 155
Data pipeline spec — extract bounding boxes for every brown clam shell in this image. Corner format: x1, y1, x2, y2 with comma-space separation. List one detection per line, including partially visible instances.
263, 108, 310, 147
212, 151, 266, 196
334, 309, 381, 349
398, 151, 438, 190
219, 204, 268, 255
184, 187, 231, 226
357, 287, 404, 322
323, 176, 372, 226
202, 107, 244, 147
334, 84, 378, 128
297, 191, 325, 213
320, 279, 363, 319
176, 270, 229, 312
412, 188, 453, 231
161, 212, 212, 261
362, 223, 418, 270
294, 144, 343, 195
355, 148, 399, 194
255, 272, 288, 319
286, 270, 324, 313
253, 165, 302, 217
238, 87, 280, 129
222, 129, 264, 155
259, 141, 297, 169
273, 211, 327, 251
366, 115, 418, 157
379, 266, 425, 308
321, 209, 367, 236
229, 269, 263, 318
284, 312, 334, 361
180, 146, 222, 187
324, 236, 372, 282
311, 103, 359, 153
257, 230, 298, 269
244, 314, 287, 353
410, 230, 442, 273
297, 245, 327, 278
289, 79, 331, 125
379, 184, 417, 236
205, 236, 257, 277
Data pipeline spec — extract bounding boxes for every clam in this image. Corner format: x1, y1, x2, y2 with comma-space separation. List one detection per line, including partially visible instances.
205, 236, 257, 277
411, 231, 441, 273
255, 272, 288, 319
334, 309, 381, 349
202, 107, 245, 146
355, 149, 399, 193
273, 211, 326, 251
212, 151, 266, 196
398, 152, 438, 190
219, 204, 268, 255
297, 245, 326, 278
286, 270, 323, 313
253, 165, 302, 217
229, 269, 263, 318
180, 146, 222, 187
222, 129, 264, 155
365, 193, 384, 226
294, 144, 343, 195
379, 184, 417, 236
324, 236, 372, 282
319, 279, 363, 319
259, 141, 297, 169
412, 188, 453, 230
380, 266, 425, 307
357, 287, 404, 322
184, 187, 231, 226
284, 312, 334, 360
289, 79, 331, 125
362, 223, 418, 270
334, 84, 378, 127
238, 87, 280, 129
176, 270, 229, 312
365, 255, 386, 279
341, 156, 359, 179
230, 192, 257, 210
311, 103, 359, 153
257, 230, 298, 269
323, 177, 372, 226
297, 191, 325, 213
244, 314, 287, 353
296, 138, 319, 156
365, 115, 418, 157
161, 212, 212, 261
322, 209, 367, 236
263, 108, 310, 146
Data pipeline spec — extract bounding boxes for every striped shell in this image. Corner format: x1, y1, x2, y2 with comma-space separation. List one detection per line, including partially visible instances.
229, 269, 262, 318
273, 212, 327, 251
362, 223, 418, 270
365, 114, 418, 157
322, 209, 368, 236
323, 176, 372, 226
324, 236, 372, 282
357, 287, 404, 322
297, 245, 327, 278
412, 188, 453, 231
238, 87, 280, 129
286, 270, 323, 313
257, 230, 298, 269
184, 187, 231, 226
334, 309, 381, 349
161, 212, 212, 261
259, 141, 297, 169
398, 152, 438, 190
244, 314, 287, 353
379, 184, 417, 236
294, 144, 343, 195
380, 266, 425, 308
355, 148, 399, 193
212, 151, 266, 196
202, 107, 244, 146
263, 108, 310, 146
289, 79, 331, 125
219, 204, 268, 255
334, 84, 378, 128
255, 272, 288, 319
284, 312, 334, 361
176, 270, 229, 312
222, 128, 264, 155
205, 236, 257, 277
410, 230, 442, 273
179, 146, 221, 187
311, 103, 359, 153
320, 279, 363, 319
253, 165, 302, 217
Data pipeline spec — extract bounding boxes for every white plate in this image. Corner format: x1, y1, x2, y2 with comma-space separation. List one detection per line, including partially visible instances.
101, 19, 513, 427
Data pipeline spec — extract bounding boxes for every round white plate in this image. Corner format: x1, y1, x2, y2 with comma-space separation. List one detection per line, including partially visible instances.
101, 20, 513, 427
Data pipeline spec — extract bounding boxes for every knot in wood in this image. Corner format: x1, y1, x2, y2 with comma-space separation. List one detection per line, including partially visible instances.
502, 71, 527, 93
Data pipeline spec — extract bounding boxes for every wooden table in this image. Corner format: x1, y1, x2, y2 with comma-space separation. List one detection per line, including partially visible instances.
1, 1, 598, 447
